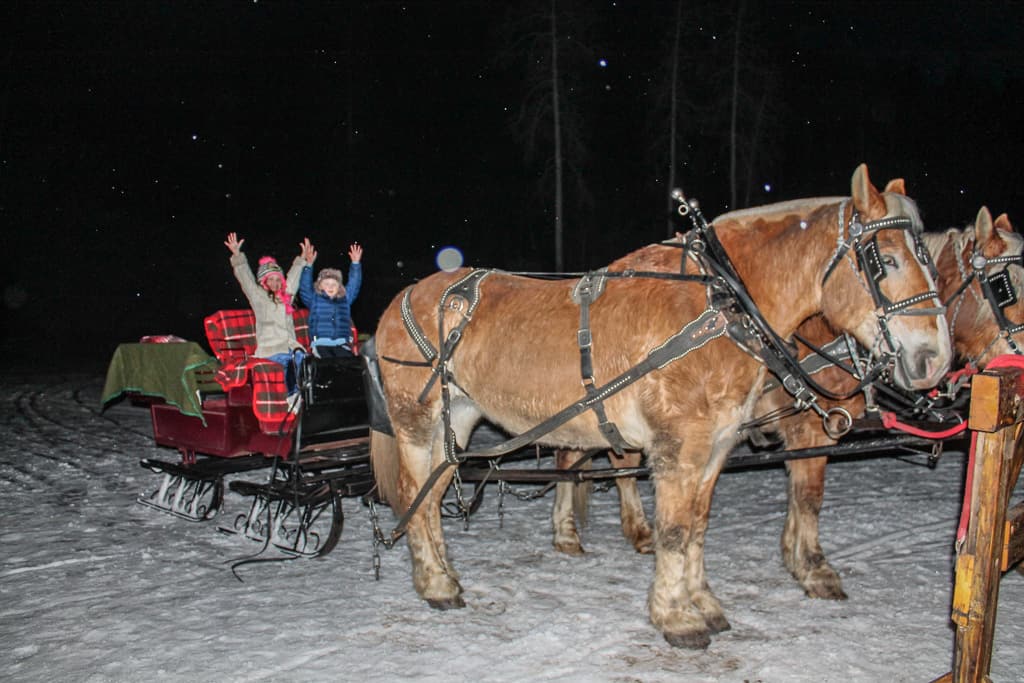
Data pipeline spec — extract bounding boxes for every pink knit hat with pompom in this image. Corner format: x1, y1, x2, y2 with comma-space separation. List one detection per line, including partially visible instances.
256, 256, 293, 313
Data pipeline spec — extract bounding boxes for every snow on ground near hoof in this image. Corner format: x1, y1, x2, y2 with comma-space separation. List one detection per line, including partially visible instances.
1, 373, 1022, 682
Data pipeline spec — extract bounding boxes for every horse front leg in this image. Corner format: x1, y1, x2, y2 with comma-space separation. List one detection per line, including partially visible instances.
612, 450, 653, 554
396, 431, 465, 609
648, 443, 714, 649
783, 455, 847, 600
684, 473, 730, 635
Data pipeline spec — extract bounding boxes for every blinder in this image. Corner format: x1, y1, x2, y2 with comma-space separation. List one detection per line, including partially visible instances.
857, 235, 888, 300
973, 251, 1024, 341
987, 269, 1017, 310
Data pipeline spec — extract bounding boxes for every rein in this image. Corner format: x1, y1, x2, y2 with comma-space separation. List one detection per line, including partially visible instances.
675, 195, 889, 413
374, 192, 947, 547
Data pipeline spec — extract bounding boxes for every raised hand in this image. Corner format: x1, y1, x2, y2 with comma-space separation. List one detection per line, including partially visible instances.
300, 237, 318, 264
225, 232, 244, 254
348, 242, 363, 263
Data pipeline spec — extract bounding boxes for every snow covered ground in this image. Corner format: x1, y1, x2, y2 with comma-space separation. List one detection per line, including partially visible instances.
2, 372, 1023, 682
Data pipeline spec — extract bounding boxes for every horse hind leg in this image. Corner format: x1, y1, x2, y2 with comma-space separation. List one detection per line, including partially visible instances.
613, 450, 653, 554
783, 455, 847, 600
552, 449, 588, 555
398, 436, 465, 609
398, 404, 482, 610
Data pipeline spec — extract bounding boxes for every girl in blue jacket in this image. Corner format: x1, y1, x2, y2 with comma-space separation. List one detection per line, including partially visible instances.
298, 237, 362, 358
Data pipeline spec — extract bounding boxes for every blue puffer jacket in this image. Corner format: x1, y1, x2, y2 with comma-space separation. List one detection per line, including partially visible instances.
298, 263, 362, 342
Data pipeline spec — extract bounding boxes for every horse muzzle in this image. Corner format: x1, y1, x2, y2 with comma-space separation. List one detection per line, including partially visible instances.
889, 323, 953, 391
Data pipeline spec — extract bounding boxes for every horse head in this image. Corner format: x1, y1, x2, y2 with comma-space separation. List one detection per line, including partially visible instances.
932, 207, 1024, 366
817, 164, 952, 390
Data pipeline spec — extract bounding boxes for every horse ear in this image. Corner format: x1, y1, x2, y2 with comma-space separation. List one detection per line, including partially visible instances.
851, 163, 886, 218
975, 206, 994, 245
994, 212, 1014, 234
883, 178, 906, 195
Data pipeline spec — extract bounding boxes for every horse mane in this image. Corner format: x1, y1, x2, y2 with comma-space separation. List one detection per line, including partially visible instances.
919, 227, 961, 264
883, 193, 925, 232
714, 196, 844, 224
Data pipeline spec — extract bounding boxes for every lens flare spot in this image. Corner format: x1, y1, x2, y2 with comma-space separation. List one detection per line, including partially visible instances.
436, 246, 464, 272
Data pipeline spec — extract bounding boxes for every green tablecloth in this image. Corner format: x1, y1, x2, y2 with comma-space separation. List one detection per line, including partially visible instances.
100, 342, 221, 421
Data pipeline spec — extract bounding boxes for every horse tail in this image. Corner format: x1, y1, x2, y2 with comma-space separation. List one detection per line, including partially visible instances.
573, 461, 594, 528
370, 429, 402, 510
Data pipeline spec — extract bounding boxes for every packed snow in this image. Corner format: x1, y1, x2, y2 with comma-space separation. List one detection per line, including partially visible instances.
2, 372, 1023, 682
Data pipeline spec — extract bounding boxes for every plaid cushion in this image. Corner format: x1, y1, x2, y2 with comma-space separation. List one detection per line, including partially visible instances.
203, 309, 310, 363
204, 309, 310, 435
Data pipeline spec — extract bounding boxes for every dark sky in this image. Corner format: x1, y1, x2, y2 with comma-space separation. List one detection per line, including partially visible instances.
2, 1, 1023, 363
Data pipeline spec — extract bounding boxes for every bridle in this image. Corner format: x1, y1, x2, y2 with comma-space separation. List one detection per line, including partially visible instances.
821, 198, 945, 371
946, 229, 1024, 359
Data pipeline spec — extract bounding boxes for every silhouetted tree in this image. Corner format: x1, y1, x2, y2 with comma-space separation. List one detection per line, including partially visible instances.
650, 0, 782, 224
721, 0, 783, 209
500, 0, 594, 270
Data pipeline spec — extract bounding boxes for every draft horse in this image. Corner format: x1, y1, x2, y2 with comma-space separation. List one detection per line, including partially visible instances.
370, 164, 952, 648
771, 207, 1024, 600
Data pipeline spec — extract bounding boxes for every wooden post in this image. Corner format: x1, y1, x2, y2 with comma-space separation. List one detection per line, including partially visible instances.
936, 366, 1024, 682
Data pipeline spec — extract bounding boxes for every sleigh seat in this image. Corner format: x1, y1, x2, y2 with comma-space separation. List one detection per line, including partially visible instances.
202, 309, 367, 443
199, 309, 311, 438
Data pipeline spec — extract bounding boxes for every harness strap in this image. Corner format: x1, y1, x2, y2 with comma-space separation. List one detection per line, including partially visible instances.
572, 270, 606, 383
760, 335, 855, 393
401, 269, 492, 404
401, 287, 438, 363
727, 317, 820, 409
572, 271, 631, 455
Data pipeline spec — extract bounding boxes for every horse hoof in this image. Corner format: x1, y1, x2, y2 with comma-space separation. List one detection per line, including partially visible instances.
554, 540, 585, 556
663, 629, 711, 650
427, 596, 466, 610
804, 584, 848, 601
802, 568, 848, 600
634, 539, 654, 555
704, 613, 731, 634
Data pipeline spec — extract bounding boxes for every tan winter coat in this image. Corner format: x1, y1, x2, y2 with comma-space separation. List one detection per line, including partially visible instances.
230, 252, 306, 358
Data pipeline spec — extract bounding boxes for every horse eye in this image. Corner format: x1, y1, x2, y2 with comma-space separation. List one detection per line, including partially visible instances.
881, 255, 898, 268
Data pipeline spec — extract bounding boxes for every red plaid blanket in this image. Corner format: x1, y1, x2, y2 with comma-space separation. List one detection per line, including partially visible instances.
213, 358, 299, 435
203, 309, 310, 435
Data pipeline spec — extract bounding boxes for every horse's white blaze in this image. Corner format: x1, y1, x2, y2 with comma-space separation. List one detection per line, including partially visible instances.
884, 228, 953, 389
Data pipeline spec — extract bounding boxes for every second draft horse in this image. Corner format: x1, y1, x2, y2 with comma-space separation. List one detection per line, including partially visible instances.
552, 207, 1024, 600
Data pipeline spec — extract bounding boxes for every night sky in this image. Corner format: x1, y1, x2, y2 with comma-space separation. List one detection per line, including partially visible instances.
3, 1, 1023, 364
